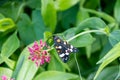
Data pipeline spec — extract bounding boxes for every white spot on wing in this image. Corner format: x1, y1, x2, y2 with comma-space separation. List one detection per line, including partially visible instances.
64, 42, 66, 45
59, 53, 65, 57
65, 50, 68, 52
70, 49, 73, 52
58, 46, 62, 49
71, 45, 73, 49
65, 52, 69, 55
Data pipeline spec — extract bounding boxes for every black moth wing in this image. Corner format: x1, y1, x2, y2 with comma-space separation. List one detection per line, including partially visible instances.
66, 42, 79, 53
53, 36, 78, 63
53, 36, 69, 62
54, 42, 69, 63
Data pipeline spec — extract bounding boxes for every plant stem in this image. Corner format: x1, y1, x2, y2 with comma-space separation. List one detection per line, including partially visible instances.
74, 54, 82, 80
79, 0, 85, 8
67, 30, 105, 42
84, 8, 115, 23
47, 44, 54, 52
47, 47, 54, 52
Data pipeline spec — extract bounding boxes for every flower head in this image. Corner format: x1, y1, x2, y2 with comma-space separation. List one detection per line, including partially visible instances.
1, 75, 14, 80
28, 40, 50, 66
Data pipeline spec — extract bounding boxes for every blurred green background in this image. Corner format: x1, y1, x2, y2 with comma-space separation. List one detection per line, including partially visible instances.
0, 0, 120, 80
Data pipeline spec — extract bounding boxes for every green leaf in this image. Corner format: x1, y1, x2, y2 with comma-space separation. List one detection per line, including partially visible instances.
85, 0, 99, 9
114, 0, 120, 23
62, 17, 107, 40
76, 8, 89, 26
76, 17, 107, 33
0, 36, 7, 51
62, 27, 76, 39
4, 58, 16, 69
0, 67, 13, 78
12, 42, 39, 80
0, 18, 15, 32
0, 15, 15, 37
0, 2, 24, 21
17, 10, 46, 45
26, 0, 41, 9
0, 0, 8, 6
60, 5, 78, 29
69, 34, 95, 47
85, 45, 92, 58
0, 32, 20, 65
34, 71, 79, 80
61, 17, 107, 46
44, 31, 52, 41
59, 22, 101, 48
88, 66, 119, 80
96, 66, 119, 80
0, 55, 4, 64
0, 13, 5, 19
91, 35, 108, 54
61, 27, 95, 47
1, 32, 19, 57
99, 41, 112, 59
41, 0, 57, 32
94, 42, 120, 79
109, 30, 120, 46
48, 49, 70, 71
17, 61, 38, 80
55, 0, 79, 11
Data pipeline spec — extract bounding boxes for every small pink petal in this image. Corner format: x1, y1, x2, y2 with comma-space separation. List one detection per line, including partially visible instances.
40, 40, 43, 45
35, 61, 39, 67
32, 41, 39, 50
40, 40, 43, 47
28, 47, 34, 54
40, 40, 46, 47
40, 58, 45, 65
32, 58, 35, 61
1, 75, 7, 80
45, 56, 50, 62
42, 50, 47, 55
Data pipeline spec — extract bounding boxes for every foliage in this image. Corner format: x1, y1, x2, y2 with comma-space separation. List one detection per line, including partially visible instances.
0, 0, 120, 80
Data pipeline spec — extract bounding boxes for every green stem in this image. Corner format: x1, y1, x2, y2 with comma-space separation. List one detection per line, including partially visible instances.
79, 0, 85, 8
47, 47, 54, 52
84, 8, 116, 23
47, 44, 55, 52
74, 54, 82, 80
67, 30, 106, 42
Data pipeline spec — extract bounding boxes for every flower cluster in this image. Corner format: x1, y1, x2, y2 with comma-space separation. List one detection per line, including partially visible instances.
1, 75, 14, 80
28, 40, 50, 66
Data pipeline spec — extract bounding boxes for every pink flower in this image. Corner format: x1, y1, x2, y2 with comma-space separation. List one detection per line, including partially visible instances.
1, 75, 7, 80
28, 40, 50, 66
1, 75, 14, 80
